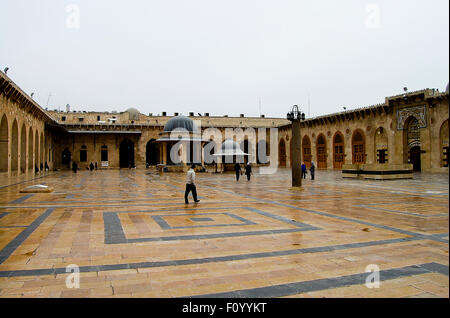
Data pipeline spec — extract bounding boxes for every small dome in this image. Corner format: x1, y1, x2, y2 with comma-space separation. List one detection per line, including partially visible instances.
163, 115, 194, 132
221, 139, 240, 152
217, 139, 247, 156
125, 107, 140, 121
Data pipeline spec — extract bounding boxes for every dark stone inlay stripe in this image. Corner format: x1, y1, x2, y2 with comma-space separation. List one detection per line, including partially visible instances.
355, 204, 448, 218
0, 212, 8, 219
152, 215, 171, 230
190, 262, 448, 298
152, 212, 256, 230
201, 184, 448, 244
191, 217, 214, 222
103, 213, 127, 244
104, 206, 318, 244
0, 236, 419, 277
0, 201, 262, 210
125, 228, 306, 243
0, 173, 51, 189
0, 208, 55, 264
9, 194, 35, 204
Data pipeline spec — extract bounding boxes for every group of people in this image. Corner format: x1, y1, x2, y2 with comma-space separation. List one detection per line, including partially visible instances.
185, 161, 318, 204
301, 161, 315, 180
35, 162, 50, 174
71, 161, 98, 173
234, 162, 252, 182
184, 162, 253, 204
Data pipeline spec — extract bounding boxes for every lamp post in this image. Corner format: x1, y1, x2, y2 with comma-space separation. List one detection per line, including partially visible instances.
287, 105, 306, 187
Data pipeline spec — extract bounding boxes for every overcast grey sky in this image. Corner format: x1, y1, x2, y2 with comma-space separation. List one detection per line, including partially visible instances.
0, 0, 448, 118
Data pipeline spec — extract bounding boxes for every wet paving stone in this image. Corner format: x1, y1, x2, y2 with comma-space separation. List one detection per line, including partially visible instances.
0, 169, 448, 297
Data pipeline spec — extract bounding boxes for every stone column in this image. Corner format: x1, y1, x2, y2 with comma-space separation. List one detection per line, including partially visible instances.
25, 127, 29, 174
292, 120, 302, 187
17, 125, 22, 175
345, 132, 352, 165
183, 142, 188, 165
327, 135, 333, 169
420, 128, 431, 171
7, 122, 11, 176
366, 130, 375, 165
162, 143, 167, 164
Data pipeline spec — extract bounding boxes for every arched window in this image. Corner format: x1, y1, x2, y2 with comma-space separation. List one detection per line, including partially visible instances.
28, 128, 33, 170
11, 119, 19, 172
302, 136, 312, 167
0, 115, 8, 172
352, 130, 366, 164
333, 132, 345, 169
316, 134, 327, 169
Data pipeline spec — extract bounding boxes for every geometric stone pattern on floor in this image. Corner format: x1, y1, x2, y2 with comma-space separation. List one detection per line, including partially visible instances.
0, 169, 448, 298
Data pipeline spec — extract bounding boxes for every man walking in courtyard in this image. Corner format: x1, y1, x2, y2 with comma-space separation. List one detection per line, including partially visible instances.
234, 162, 241, 181
185, 164, 200, 204
245, 162, 252, 181
310, 161, 315, 180
301, 162, 307, 179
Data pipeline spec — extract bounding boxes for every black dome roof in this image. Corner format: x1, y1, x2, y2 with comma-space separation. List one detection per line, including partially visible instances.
163, 116, 194, 132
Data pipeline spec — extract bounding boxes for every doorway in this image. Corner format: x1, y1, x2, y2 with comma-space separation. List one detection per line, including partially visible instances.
120, 139, 135, 168
62, 148, 71, 168
409, 146, 421, 172
146, 140, 158, 166
333, 132, 345, 169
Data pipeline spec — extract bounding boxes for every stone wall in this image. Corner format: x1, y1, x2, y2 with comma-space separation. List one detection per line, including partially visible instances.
275, 89, 449, 173
0, 73, 57, 176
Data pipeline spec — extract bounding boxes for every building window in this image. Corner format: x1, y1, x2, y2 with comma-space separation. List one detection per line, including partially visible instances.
444, 147, 449, 168
97, 116, 101, 121
377, 149, 388, 164
78, 117, 84, 122
80, 145, 87, 162
61, 116, 66, 121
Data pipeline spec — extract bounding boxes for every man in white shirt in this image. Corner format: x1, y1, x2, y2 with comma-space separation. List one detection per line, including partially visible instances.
185, 164, 200, 204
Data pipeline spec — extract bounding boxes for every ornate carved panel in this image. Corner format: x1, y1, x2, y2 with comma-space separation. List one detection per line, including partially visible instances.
397, 105, 427, 130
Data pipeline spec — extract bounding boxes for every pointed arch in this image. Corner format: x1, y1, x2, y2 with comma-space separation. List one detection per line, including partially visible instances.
11, 119, 19, 173
0, 114, 8, 172
28, 127, 33, 170
302, 135, 312, 168
20, 123, 26, 173
40, 132, 44, 170
316, 133, 327, 169
403, 116, 421, 171
333, 131, 345, 169
352, 129, 366, 164
34, 130, 39, 171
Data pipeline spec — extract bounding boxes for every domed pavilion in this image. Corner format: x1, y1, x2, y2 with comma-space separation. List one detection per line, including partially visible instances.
156, 115, 206, 171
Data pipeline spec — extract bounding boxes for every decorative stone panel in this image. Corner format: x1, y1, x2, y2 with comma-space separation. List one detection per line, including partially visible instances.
397, 105, 427, 130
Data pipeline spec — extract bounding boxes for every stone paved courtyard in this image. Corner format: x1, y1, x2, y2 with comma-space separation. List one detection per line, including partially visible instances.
0, 168, 448, 298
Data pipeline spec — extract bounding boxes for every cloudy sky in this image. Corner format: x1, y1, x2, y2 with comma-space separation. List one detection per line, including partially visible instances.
0, 0, 448, 118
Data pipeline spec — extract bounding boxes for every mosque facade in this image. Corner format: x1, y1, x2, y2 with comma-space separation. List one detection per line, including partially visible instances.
0, 70, 448, 176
